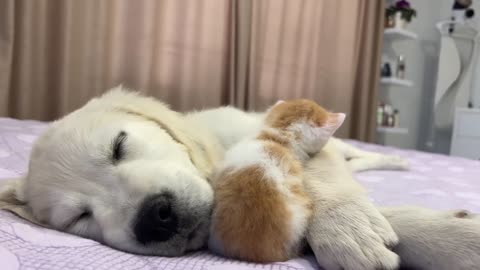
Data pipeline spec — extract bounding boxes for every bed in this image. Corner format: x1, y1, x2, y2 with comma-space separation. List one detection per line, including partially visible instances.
1, 118, 479, 270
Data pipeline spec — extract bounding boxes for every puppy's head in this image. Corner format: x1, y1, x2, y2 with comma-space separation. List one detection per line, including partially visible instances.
0, 87, 221, 256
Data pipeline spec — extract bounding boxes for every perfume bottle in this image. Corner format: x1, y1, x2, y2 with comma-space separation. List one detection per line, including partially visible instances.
383, 104, 393, 126
377, 103, 385, 125
396, 55, 406, 79
387, 114, 394, 127
393, 109, 400, 127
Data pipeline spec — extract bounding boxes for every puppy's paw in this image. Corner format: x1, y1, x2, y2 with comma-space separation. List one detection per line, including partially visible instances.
307, 199, 400, 270
367, 206, 399, 248
360, 243, 399, 270
348, 154, 409, 172
313, 238, 399, 270
381, 154, 409, 171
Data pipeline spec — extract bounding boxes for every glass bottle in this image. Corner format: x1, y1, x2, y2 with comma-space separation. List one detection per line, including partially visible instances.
396, 55, 406, 79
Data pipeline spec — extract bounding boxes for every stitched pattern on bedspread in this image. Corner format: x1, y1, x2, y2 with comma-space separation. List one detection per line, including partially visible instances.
345, 140, 480, 212
0, 211, 315, 270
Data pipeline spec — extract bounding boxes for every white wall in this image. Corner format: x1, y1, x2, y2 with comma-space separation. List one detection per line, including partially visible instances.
380, 0, 480, 153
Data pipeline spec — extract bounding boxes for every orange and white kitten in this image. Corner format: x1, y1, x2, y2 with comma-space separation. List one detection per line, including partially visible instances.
208, 99, 345, 263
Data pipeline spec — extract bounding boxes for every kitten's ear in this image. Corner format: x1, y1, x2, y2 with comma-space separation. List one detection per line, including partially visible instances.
325, 112, 346, 133
266, 100, 285, 114
0, 176, 39, 225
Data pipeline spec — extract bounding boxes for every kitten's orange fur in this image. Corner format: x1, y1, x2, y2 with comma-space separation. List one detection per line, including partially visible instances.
209, 100, 345, 262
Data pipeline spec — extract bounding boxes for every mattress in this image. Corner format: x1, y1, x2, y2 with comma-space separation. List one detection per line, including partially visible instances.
1, 118, 479, 270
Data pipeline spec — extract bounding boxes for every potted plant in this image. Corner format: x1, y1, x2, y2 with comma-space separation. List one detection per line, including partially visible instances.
385, 0, 417, 29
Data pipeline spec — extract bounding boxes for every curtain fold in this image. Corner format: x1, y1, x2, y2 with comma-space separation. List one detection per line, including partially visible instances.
0, 0, 384, 141
232, 0, 385, 140
350, 1, 385, 141
226, 0, 253, 109
0, 0, 14, 117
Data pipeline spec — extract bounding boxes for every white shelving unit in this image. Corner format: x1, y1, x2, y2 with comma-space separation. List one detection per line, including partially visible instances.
380, 77, 413, 87
377, 27, 417, 142
383, 28, 418, 40
377, 126, 409, 134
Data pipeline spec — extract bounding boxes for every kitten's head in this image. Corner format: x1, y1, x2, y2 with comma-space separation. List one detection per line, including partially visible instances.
265, 99, 345, 153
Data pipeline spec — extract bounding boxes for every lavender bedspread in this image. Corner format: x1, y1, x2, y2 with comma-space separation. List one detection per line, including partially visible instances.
1, 118, 479, 270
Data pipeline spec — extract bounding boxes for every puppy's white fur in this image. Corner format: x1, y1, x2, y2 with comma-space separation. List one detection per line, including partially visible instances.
382, 206, 480, 270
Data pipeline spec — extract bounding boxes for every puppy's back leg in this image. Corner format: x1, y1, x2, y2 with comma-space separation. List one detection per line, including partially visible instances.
331, 138, 408, 172
347, 155, 409, 172
381, 206, 480, 270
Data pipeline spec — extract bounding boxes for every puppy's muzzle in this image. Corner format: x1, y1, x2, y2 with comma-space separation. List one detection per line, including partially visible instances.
134, 193, 178, 244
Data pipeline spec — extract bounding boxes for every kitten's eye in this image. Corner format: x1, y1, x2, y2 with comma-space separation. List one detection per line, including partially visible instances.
112, 131, 127, 162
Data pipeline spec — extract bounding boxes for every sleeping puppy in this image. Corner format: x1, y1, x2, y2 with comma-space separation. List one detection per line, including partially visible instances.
0, 87, 479, 270
0, 89, 224, 256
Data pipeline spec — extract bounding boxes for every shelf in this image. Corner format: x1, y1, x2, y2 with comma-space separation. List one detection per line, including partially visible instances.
377, 126, 409, 134
384, 28, 418, 40
380, 77, 413, 87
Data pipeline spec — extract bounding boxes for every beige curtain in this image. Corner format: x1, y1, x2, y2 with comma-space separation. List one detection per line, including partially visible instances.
232, 0, 385, 139
0, 0, 384, 141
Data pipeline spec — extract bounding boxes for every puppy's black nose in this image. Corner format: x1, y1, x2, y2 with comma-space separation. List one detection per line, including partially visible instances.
134, 193, 178, 244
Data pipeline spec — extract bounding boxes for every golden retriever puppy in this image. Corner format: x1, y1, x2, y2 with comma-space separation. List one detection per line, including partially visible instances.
1, 88, 479, 270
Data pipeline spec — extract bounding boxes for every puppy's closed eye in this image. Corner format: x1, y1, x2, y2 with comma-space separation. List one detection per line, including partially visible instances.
112, 131, 127, 162
64, 209, 92, 230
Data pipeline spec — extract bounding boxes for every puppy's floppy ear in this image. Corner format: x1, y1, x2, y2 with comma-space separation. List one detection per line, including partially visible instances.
0, 176, 41, 225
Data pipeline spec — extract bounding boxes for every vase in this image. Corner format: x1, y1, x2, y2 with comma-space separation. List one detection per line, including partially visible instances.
385, 15, 395, 28
394, 11, 407, 29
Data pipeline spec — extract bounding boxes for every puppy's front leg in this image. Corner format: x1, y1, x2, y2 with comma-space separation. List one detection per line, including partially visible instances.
304, 142, 399, 270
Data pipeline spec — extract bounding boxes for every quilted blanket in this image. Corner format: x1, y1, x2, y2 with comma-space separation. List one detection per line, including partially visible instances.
1, 118, 479, 270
